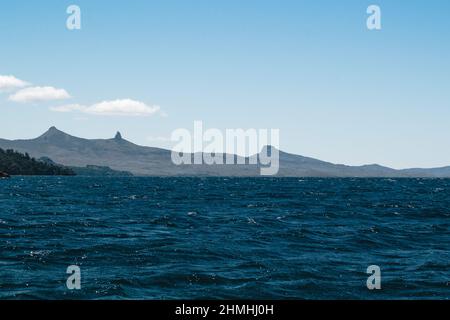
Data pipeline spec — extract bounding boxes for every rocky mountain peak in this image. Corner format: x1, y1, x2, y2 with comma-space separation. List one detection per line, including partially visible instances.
39, 126, 67, 139
114, 131, 123, 140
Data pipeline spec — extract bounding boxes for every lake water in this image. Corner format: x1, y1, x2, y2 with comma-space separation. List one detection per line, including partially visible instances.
0, 177, 449, 299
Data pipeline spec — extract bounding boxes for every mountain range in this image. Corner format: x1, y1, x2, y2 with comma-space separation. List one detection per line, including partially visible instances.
0, 127, 449, 177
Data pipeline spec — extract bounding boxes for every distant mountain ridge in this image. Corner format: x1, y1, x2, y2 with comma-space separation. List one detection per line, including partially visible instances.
0, 127, 449, 177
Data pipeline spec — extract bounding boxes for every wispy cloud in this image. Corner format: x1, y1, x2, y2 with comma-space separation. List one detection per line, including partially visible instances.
9, 86, 71, 103
51, 99, 163, 117
49, 104, 85, 113
0, 75, 29, 91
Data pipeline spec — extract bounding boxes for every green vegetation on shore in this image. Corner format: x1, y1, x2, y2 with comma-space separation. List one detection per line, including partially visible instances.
0, 148, 75, 176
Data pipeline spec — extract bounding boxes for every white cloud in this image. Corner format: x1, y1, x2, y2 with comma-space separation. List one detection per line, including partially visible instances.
86, 99, 160, 116
9, 86, 71, 103
51, 99, 162, 117
0, 75, 29, 90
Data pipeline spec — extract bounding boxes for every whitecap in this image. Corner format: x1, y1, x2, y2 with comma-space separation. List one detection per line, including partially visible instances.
29, 250, 51, 257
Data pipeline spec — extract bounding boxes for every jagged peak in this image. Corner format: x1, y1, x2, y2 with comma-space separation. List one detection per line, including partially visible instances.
260, 145, 280, 154
114, 131, 123, 140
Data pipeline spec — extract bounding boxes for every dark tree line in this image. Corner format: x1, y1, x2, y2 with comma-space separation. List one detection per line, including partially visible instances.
0, 148, 75, 176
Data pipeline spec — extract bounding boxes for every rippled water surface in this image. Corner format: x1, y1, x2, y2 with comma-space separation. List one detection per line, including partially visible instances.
0, 177, 449, 299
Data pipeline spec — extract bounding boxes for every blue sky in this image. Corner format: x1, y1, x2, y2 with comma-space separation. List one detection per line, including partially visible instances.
0, 0, 449, 168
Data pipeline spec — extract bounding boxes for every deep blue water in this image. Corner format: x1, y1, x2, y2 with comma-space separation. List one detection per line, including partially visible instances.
0, 177, 449, 299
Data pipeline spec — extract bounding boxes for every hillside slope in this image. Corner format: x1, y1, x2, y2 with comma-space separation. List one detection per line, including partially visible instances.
0, 127, 448, 177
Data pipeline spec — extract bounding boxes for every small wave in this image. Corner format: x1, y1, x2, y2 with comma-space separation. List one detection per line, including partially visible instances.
29, 250, 51, 257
